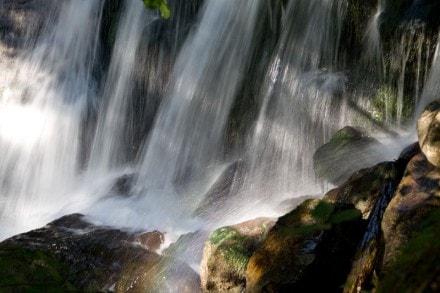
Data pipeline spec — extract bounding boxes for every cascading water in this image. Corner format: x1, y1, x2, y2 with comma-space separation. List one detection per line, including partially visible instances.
88, 0, 146, 173
243, 0, 348, 204
1, 0, 440, 287
0, 0, 104, 239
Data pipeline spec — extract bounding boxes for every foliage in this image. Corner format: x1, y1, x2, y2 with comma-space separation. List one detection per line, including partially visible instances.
142, 0, 171, 19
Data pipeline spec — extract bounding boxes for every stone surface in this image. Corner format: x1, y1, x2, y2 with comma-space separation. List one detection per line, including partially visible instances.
325, 161, 401, 219
0, 214, 198, 292
200, 217, 274, 292
313, 126, 382, 185
245, 199, 365, 292
381, 153, 440, 268
418, 99, 440, 167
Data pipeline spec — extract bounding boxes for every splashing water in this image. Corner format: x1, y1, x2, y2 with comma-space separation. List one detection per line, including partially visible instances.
0, 0, 104, 239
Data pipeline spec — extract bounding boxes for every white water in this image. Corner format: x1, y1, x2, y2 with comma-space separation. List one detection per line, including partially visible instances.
244, 0, 348, 203
0, 0, 435, 281
0, 0, 104, 239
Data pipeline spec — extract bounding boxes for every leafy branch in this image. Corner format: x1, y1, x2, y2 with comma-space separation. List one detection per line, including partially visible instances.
142, 0, 171, 19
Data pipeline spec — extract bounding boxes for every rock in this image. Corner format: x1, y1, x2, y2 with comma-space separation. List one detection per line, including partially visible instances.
325, 161, 401, 219
245, 199, 364, 292
131, 230, 164, 252
200, 218, 275, 292
417, 99, 440, 167
376, 209, 440, 293
313, 126, 382, 185
342, 172, 401, 292
381, 153, 440, 268
0, 214, 196, 292
116, 255, 201, 293
0, 0, 59, 49
194, 161, 245, 219
110, 173, 136, 196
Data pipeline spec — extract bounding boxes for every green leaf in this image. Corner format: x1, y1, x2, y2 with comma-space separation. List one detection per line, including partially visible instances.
143, 0, 171, 19
159, 2, 171, 19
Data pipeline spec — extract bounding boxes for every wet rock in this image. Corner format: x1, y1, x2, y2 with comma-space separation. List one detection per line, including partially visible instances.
343, 176, 400, 292
110, 173, 135, 196
194, 160, 245, 219
417, 99, 440, 167
0, 214, 194, 292
116, 256, 201, 293
381, 153, 440, 268
325, 161, 401, 219
245, 199, 365, 292
0, 0, 59, 49
200, 218, 274, 292
376, 209, 440, 293
130, 230, 164, 252
313, 126, 382, 185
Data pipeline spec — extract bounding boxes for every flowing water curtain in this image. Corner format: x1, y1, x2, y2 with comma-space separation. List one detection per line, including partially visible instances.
135, 0, 263, 201
0, 0, 105, 239
88, 0, 147, 173
245, 0, 348, 201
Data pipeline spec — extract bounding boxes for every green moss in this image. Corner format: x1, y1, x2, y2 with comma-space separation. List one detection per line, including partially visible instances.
0, 244, 77, 291
209, 227, 251, 275
377, 210, 440, 293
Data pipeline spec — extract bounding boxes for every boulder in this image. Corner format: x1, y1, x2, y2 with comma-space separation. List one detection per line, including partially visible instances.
381, 153, 440, 268
417, 99, 440, 167
313, 126, 382, 185
200, 217, 275, 292
194, 161, 245, 219
343, 143, 418, 293
0, 214, 198, 292
245, 199, 364, 292
325, 161, 401, 219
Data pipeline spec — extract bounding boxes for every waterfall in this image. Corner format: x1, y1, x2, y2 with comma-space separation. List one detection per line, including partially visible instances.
244, 0, 348, 204
0, 0, 104, 239
135, 0, 262, 200
88, 0, 146, 173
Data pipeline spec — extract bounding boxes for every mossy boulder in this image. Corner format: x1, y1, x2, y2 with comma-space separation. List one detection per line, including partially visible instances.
381, 153, 440, 268
325, 161, 401, 219
0, 213, 194, 292
200, 218, 274, 292
245, 199, 364, 292
0, 244, 78, 292
313, 126, 382, 185
377, 210, 440, 292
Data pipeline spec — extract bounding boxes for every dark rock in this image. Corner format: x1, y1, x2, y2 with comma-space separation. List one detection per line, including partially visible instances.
200, 218, 275, 292
110, 173, 135, 196
194, 160, 245, 219
376, 209, 440, 293
381, 153, 440, 268
325, 161, 401, 219
130, 230, 164, 252
313, 126, 382, 185
245, 199, 365, 292
343, 177, 400, 292
0, 214, 197, 292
